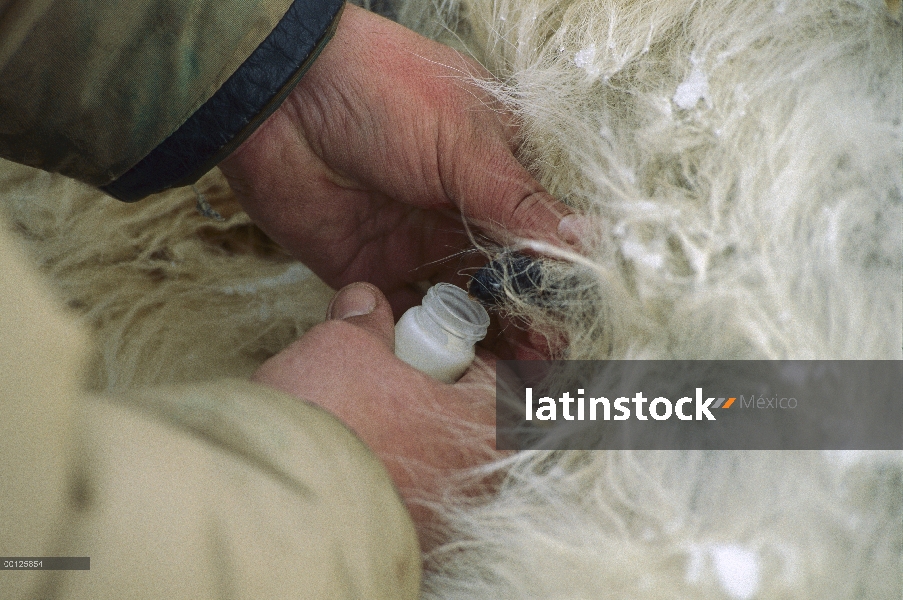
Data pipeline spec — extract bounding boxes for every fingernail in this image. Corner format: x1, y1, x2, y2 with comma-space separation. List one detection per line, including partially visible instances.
558, 214, 592, 246
328, 284, 377, 320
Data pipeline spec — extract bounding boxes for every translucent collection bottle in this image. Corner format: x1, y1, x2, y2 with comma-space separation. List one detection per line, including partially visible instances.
394, 283, 490, 383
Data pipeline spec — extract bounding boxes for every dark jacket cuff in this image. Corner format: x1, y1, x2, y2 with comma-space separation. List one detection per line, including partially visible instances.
102, 0, 345, 202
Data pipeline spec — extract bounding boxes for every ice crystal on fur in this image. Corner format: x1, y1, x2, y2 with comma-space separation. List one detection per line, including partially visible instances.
673, 58, 709, 109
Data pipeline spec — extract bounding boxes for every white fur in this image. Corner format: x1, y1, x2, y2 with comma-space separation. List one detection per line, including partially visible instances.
422, 450, 901, 599
399, 0, 902, 361
391, 1, 902, 597
0, 166, 333, 391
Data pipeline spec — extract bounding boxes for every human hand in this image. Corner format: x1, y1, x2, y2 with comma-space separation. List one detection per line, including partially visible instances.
252, 282, 504, 547
220, 4, 578, 316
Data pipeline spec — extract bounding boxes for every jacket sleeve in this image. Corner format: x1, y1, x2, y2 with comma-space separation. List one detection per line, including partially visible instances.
0, 220, 421, 599
0, 0, 344, 201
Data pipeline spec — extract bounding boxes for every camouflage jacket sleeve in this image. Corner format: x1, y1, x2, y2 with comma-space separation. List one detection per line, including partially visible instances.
0, 0, 344, 201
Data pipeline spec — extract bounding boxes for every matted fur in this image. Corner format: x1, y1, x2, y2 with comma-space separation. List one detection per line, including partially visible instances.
0, 164, 333, 391
397, 0, 902, 361
393, 0, 902, 598
1, 0, 900, 597
422, 451, 901, 599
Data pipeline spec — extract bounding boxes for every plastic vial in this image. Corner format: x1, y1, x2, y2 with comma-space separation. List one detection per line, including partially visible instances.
395, 283, 490, 383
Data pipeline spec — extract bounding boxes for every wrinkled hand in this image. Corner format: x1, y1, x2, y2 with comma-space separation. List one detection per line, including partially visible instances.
252, 282, 504, 547
220, 4, 575, 315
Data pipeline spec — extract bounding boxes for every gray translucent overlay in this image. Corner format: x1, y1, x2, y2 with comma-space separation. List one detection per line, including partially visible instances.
496, 361, 902, 450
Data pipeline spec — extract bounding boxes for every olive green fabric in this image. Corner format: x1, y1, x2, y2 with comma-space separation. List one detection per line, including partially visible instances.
0, 219, 421, 599
0, 0, 293, 186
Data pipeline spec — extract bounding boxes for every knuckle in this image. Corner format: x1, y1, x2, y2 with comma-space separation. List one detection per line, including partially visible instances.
304, 320, 356, 347
509, 190, 554, 232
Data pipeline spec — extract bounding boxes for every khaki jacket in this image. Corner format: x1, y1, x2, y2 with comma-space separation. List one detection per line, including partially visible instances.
0, 220, 420, 597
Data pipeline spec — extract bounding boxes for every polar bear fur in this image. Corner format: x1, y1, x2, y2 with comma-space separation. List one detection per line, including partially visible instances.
0, 166, 333, 391
390, 1, 902, 598
0, 0, 900, 598
396, 0, 902, 362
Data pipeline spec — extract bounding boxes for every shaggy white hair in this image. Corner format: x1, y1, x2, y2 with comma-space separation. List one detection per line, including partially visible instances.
397, 0, 902, 361
388, 0, 902, 598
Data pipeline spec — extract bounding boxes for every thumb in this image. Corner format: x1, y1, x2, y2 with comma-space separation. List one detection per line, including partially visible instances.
326, 282, 396, 351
